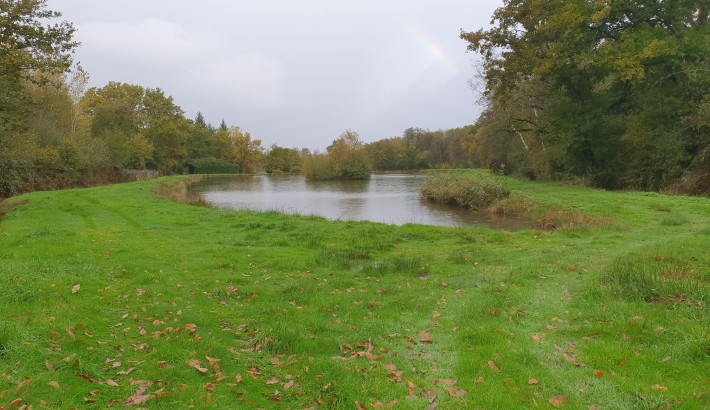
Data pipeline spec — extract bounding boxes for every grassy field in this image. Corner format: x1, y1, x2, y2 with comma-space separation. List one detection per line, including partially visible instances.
0, 173, 708, 409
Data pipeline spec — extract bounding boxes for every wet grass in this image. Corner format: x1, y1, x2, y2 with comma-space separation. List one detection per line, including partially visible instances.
0, 175, 708, 408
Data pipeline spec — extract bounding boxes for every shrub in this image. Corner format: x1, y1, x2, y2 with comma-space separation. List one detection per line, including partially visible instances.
421, 171, 510, 209
189, 157, 240, 174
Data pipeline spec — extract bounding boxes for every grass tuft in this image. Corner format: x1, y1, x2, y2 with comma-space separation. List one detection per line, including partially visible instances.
602, 245, 710, 307
421, 171, 510, 209
151, 176, 212, 207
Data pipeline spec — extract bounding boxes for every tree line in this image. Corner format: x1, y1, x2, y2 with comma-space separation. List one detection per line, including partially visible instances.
0, 1, 481, 196
4, 0, 707, 197
461, 0, 710, 193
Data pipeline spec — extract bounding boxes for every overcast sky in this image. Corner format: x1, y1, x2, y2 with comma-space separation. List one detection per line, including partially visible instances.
48, 0, 501, 150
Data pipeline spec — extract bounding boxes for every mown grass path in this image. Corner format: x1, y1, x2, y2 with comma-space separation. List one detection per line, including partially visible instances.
0, 175, 708, 408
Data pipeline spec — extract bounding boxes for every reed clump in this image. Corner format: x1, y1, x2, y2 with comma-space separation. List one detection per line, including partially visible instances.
421, 171, 510, 209
151, 177, 211, 207
423, 171, 612, 231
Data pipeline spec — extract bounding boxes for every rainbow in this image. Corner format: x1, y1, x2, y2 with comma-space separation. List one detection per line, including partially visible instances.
403, 22, 460, 76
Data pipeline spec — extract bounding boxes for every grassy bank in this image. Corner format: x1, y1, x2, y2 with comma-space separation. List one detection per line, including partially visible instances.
0, 174, 708, 408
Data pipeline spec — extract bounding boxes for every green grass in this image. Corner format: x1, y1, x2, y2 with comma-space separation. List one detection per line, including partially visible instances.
0, 174, 708, 408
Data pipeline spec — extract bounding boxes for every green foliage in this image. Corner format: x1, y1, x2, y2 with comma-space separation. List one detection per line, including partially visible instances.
264, 145, 302, 174
364, 126, 476, 171
462, 0, 710, 193
303, 130, 371, 180
421, 171, 510, 209
189, 157, 240, 174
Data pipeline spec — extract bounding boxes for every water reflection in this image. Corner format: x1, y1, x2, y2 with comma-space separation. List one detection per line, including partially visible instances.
189, 174, 532, 230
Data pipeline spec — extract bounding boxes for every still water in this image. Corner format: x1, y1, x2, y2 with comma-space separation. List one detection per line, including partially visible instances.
189, 174, 530, 230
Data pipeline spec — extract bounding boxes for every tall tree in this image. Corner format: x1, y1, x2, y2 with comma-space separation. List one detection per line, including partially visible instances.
461, 0, 710, 191
0, 0, 77, 140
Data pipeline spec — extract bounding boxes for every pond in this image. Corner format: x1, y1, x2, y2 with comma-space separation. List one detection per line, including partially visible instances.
189, 174, 531, 230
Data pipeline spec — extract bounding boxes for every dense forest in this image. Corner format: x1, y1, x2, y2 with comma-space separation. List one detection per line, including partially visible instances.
2, 0, 709, 197
461, 0, 710, 193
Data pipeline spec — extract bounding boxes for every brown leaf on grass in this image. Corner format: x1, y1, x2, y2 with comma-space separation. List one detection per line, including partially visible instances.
203, 382, 215, 392
418, 331, 432, 344
106, 379, 119, 387
235, 374, 243, 383
16, 377, 32, 392
10, 398, 24, 407
594, 370, 603, 379
432, 379, 456, 386
117, 367, 135, 375
406, 381, 416, 398
432, 312, 441, 319
444, 387, 467, 397
487, 360, 501, 372
548, 395, 568, 407
205, 356, 221, 371
427, 402, 438, 410
528, 378, 539, 385
48, 380, 60, 389
125, 384, 153, 406
71, 284, 81, 294
283, 380, 295, 390
247, 366, 262, 378
651, 384, 668, 391
187, 359, 208, 373
157, 361, 169, 369
373, 401, 399, 409
355, 401, 367, 410
265, 377, 279, 385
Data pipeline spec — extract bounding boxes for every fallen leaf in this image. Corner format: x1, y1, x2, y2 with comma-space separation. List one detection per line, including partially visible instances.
205, 356, 221, 371
444, 387, 467, 397
651, 384, 668, 391
265, 377, 279, 385
16, 377, 32, 392
48, 380, 60, 389
117, 367, 135, 375
548, 395, 568, 407
418, 331, 432, 344
106, 379, 119, 387
283, 380, 294, 390
594, 370, 603, 379
187, 359, 208, 373
203, 382, 215, 392
407, 381, 416, 398
487, 360, 501, 372
72, 284, 81, 294
125, 384, 153, 406
528, 378, 539, 385
355, 401, 367, 410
